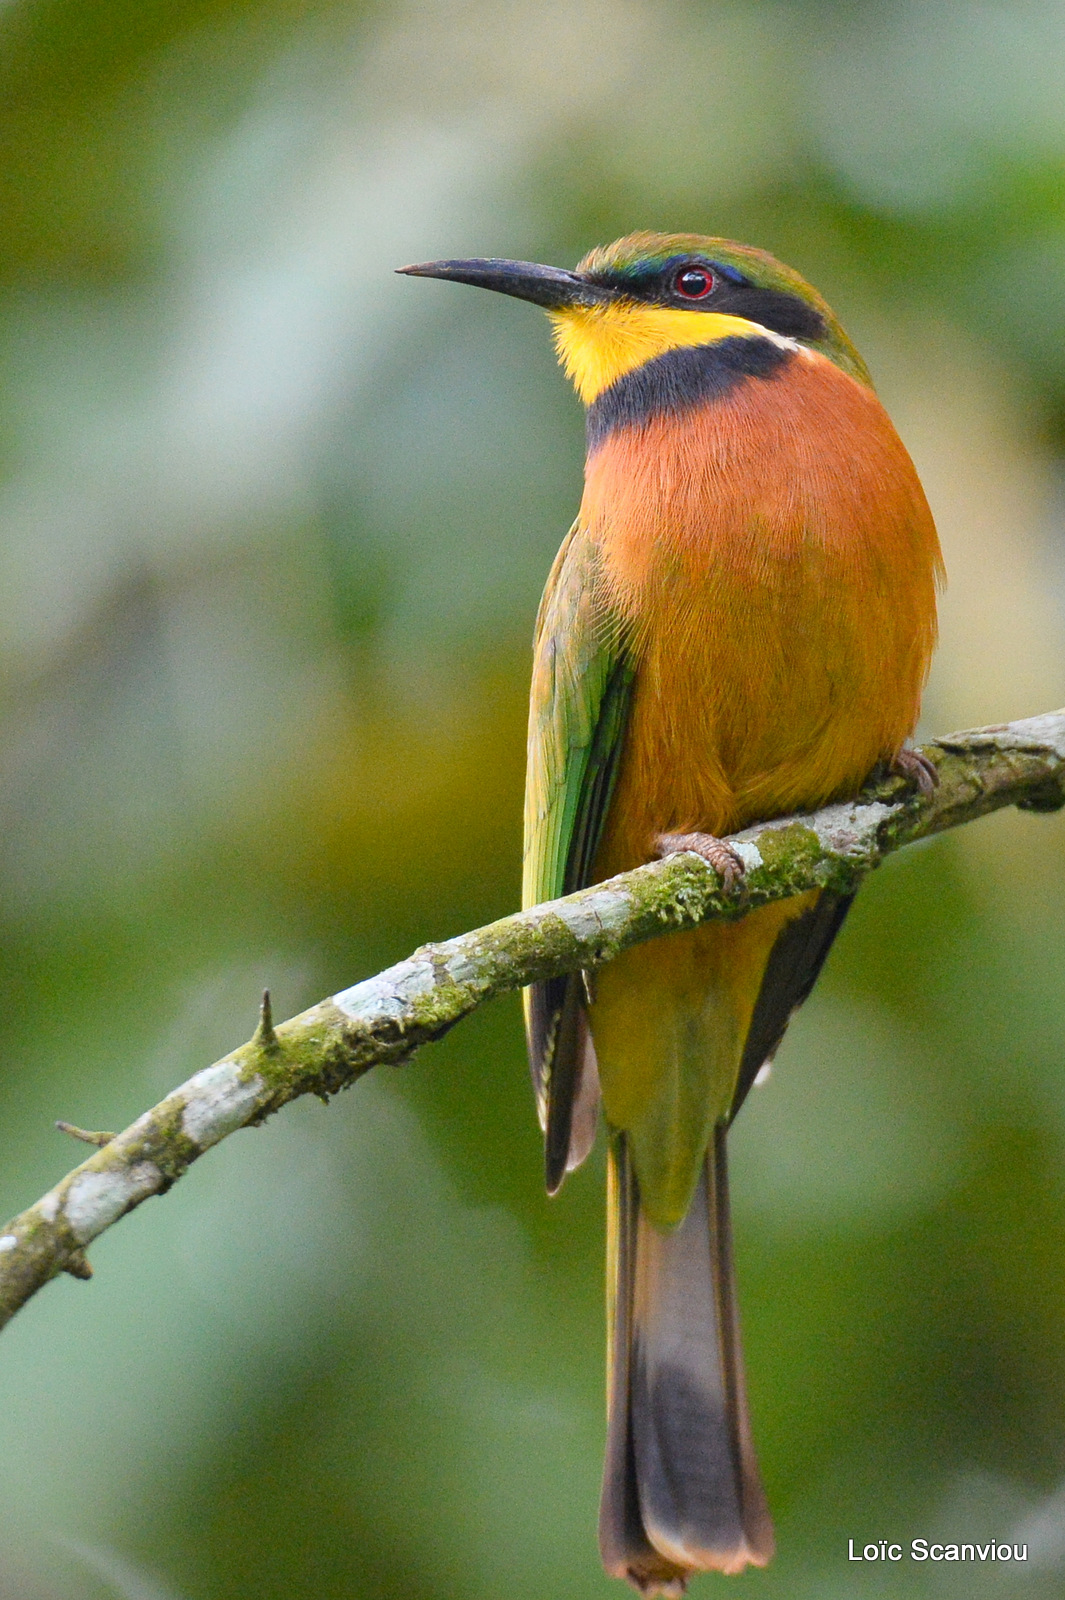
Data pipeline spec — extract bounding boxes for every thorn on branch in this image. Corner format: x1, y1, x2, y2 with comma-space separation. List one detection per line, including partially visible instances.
62, 1250, 93, 1281
55, 1121, 116, 1148
252, 989, 280, 1053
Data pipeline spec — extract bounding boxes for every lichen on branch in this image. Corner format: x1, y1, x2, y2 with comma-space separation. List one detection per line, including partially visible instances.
1, 709, 1063, 1333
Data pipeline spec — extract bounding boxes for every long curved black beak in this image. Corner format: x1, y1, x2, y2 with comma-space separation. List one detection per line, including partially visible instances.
396, 257, 612, 310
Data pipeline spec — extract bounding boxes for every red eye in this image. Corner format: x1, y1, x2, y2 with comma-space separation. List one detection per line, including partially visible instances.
674, 266, 714, 300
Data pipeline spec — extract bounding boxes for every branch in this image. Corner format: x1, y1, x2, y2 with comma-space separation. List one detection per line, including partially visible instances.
2, 709, 1064, 1331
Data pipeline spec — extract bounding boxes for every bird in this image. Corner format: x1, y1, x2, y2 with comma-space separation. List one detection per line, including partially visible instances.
398, 233, 942, 1594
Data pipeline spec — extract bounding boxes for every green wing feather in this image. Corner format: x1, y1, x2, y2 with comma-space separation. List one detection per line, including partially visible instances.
522, 523, 633, 1189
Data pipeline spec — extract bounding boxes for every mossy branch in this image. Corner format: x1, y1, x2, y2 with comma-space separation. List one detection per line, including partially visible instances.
1, 709, 1064, 1333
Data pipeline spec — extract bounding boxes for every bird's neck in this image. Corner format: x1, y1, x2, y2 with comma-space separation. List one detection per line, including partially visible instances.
548, 303, 800, 404
584, 338, 801, 452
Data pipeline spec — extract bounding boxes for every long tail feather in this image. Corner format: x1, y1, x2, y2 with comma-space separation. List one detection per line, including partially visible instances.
599, 1128, 773, 1594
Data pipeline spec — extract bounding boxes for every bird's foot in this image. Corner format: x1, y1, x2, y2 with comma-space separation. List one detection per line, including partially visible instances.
655, 831, 747, 895
891, 746, 938, 796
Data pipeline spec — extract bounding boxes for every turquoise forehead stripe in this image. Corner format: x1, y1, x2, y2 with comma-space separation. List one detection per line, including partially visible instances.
606, 254, 746, 285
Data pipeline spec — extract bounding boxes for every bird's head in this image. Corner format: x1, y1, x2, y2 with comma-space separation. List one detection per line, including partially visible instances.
398, 231, 869, 404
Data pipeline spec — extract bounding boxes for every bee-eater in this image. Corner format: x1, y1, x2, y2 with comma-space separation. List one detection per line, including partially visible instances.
400, 234, 942, 1595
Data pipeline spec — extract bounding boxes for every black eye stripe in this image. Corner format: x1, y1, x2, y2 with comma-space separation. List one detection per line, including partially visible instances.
580, 261, 827, 341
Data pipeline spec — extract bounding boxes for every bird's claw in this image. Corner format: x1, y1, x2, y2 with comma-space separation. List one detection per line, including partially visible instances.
655, 832, 747, 895
892, 747, 938, 795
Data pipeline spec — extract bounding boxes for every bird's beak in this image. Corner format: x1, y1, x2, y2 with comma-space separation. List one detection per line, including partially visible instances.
396, 257, 613, 310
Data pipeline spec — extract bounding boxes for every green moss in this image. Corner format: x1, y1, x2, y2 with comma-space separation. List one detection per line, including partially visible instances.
757, 821, 821, 868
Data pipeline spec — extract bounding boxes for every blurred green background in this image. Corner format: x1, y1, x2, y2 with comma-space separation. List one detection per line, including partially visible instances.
2, 1, 1065, 1595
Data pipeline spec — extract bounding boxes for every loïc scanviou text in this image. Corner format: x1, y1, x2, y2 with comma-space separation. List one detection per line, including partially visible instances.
848, 1539, 1028, 1563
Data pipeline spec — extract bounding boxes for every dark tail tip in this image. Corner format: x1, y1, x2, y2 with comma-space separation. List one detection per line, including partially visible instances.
599, 1131, 774, 1588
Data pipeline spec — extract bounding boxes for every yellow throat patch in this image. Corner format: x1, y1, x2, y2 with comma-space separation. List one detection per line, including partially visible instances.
548, 302, 800, 405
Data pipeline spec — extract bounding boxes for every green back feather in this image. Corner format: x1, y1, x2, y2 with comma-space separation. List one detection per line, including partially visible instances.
522, 524, 632, 1147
